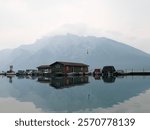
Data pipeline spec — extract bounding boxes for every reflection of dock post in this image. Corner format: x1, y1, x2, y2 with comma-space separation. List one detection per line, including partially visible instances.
125, 69, 127, 79
88, 94, 90, 100
132, 68, 133, 80
8, 77, 13, 83
9, 77, 12, 83
143, 68, 145, 79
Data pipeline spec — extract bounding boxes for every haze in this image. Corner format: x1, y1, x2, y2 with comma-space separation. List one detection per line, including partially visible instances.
0, 0, 150, 53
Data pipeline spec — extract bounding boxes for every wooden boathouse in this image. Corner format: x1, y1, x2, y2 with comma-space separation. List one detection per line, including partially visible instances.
37, 61, 89, 76
37, 65, 51, 74
50, 61, 89, 76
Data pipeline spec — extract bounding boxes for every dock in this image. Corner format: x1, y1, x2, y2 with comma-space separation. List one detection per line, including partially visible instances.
122, 72, 150, 76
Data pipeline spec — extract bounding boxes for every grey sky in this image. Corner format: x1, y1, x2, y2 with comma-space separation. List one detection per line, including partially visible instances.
0, 0, 150, 53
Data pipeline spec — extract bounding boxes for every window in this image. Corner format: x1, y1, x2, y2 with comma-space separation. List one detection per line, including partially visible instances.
55, 64, 60, 68
66, 66, 69, 71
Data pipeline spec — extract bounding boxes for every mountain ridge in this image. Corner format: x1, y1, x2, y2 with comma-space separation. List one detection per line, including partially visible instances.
0, 34, 150, 71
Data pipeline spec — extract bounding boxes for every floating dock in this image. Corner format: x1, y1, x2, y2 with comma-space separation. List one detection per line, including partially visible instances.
125, 72, 150, 76
116, 72, 150, 76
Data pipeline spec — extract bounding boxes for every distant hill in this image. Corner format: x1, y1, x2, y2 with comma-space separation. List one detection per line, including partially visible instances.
0, 34, 150, 71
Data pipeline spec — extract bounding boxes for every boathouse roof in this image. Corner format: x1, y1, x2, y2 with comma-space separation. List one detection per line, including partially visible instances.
50, 61, 89, 67
37, 65, 50, 69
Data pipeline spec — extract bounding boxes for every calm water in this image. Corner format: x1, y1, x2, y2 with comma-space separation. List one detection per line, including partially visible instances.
0, 75, 150, 113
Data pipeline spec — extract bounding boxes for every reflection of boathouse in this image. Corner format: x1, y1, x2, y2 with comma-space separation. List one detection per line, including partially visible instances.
37, 76, 51, 83
50, 76, 89, 89
50, 61, 89, 76
102, 76, 116, 83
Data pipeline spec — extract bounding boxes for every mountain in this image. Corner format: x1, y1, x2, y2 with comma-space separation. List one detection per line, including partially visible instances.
0, 34, 150, 71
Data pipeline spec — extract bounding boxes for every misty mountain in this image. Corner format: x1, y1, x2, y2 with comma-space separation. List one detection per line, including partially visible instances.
0, 34, 150, 71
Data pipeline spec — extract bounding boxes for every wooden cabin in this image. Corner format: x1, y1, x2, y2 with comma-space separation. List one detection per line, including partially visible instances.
93, 69, 101, 75
50, 61, 89, 76
16, 70, 26, 75
26, 69, 38, 75
102, 66, 116, 75
37, 65, 51, 74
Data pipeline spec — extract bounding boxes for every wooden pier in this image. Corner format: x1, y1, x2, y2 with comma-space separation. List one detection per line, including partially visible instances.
124, 72, 150, 76
116, 72, 150, 76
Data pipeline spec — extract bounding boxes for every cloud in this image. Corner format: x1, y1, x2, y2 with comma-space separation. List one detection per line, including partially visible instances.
0, 0, 150, 53
48, 23, 104, 36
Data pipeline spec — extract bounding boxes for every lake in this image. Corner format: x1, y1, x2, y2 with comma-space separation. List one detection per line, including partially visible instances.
0, 75, 150, 113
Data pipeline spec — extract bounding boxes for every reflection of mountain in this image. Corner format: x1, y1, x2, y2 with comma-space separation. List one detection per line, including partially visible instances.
0, 76, 150, 112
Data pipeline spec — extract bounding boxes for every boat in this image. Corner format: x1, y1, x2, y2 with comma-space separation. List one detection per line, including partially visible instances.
6, 71, 16, 75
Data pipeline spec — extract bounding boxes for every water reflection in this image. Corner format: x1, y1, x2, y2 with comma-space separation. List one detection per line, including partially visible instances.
7, 75, 14, 83
88, 89, 150, 113
0, 75, 150, 112
8, 75, 119, 84
50, 76, 89, 89
102, 76, 116, 83
93, 75, 124, 83
37, 76, 51, 83
0, 97, 42, 113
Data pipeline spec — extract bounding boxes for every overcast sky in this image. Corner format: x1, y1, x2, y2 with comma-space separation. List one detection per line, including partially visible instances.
0, 0, 150, 53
